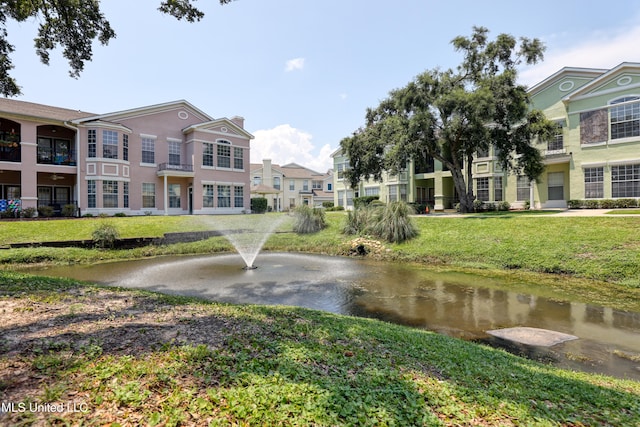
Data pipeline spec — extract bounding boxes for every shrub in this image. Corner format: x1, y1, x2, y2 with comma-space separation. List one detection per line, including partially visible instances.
293, 205, 326, 234
21, 207, 36, 218
473, 198, 484, 212
370, 201, 418, 244
251, 197, 268, 214
616, 198, 638, 208
92, 221, 120, 249
61, 204, 77, 217
322, 201, 334, 208
354, 196, 379, 208
114, 212, 127, 217
568, 199, 582, 209
37, 206, 55, 218
343, 207, 372, 235
600, 199, 616, 209
498, 201, 511, 211
584, 200, 599, 209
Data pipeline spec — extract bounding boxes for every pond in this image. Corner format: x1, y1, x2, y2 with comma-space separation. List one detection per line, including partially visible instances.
25, 253, 640, 380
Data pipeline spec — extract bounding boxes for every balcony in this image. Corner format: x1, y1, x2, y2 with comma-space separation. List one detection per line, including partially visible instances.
157, 163, 194, 177
37, 147, 76, 165
543, 148, 571, 165
0, 142, 21, 162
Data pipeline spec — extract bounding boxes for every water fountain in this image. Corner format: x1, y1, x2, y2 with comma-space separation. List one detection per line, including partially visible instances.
199, 213, 290, 269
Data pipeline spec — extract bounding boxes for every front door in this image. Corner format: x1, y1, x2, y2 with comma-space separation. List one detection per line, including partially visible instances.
548, 172, 564, 200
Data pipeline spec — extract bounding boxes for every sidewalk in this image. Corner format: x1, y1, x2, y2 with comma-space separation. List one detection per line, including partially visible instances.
425, 208, 639, 217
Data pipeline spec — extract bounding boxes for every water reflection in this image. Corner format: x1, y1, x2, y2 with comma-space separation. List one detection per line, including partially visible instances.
25, 253, 640, 380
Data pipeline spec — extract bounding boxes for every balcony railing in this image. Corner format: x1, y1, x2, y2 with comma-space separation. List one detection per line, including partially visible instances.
37, 147, 77, 165
0, 144, 21, 162
158, 163, 194, 172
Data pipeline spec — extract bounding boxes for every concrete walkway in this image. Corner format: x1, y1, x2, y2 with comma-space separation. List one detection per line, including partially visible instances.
425, 208, 639, 217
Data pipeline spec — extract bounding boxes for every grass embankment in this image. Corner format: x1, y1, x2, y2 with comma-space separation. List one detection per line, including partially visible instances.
1, 274, 639, 426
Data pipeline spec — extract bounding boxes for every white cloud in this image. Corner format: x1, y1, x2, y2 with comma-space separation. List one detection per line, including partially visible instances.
339, 93, 348, 100
520, 25, 640, 87
285, 57, 305, 72
251, 124, 334, 173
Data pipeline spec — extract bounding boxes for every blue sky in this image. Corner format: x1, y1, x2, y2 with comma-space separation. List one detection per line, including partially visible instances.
6, 0, 640, 172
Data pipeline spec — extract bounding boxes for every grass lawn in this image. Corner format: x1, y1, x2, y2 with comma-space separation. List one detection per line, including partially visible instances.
1, 275, 639, 426
1, 212, 639, 425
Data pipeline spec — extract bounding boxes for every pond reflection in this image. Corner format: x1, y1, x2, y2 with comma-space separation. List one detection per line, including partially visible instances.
25, 253, 640, 380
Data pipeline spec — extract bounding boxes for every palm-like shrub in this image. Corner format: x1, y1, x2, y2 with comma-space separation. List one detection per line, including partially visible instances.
343, 201, 418, 244
293, 205, 327, 234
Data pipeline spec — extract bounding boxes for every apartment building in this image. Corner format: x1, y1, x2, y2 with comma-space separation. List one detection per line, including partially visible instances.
0, 98, 253, 216
250, 159, 333, 211
333, 63, 640, 210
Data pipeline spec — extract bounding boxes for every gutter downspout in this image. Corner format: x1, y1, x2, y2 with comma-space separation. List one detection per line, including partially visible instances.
63, 121, 81, 215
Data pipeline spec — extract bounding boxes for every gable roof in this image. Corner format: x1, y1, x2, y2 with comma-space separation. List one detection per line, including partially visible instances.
527, 67, 607, 97
71, 99, 213, 125
560, 62, 640, 102
183, 118, 254, 140
0, 98, 95, 122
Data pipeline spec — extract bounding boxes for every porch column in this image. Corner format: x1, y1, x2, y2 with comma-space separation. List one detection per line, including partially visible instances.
529, 180, 535, 210
163, 175, 168, 215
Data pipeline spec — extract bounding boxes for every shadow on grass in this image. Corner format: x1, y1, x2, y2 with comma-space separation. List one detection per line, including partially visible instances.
1, 275, 639, 425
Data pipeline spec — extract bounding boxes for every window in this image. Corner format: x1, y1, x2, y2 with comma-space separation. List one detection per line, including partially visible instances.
123, 182, 129, 208
203, 143, 214, 167
476, 177, 489, 201
494, 176, 503, 201
517, 176, 530, 201
346, 190, 354, 206
548, 122, 564, 151
337, 160, 350, 180
142, 138, 155, 164
253, 176, 262, 186
476, 147, 489, 158
203, 184, 215, 207
289, 180, 295, 191
103, 180, 118, 208
610, 96, 640, 140
168, 141, 181, 166
547, 172, 564, 200
234, 186, 244, 208
584, 167, 604, 199
142, 183, 155, 208
400, 184, 407, 202
303, 180, 309, 191
364, 187, 380, 196
312, 180, 323, 190
389, 185, 398, 202
123, 134, 129, 161
103, 130, 118, 159
327, 183, 332, 191
337, 190, 345, 207
88, 130, 96, 158
612, 164, 640, 197
234, 147, 243, 169
217, 185, 231, 207
217, 141, 231, 168
169, 184, 181, 208
87, 180, 96, 208
273, 177, 280, 190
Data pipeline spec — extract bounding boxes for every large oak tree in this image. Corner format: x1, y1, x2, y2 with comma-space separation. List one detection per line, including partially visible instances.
0, 0, 233, 96
340, 27, 555, 213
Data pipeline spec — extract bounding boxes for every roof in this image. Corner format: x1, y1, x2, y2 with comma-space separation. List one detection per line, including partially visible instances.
0, 98, 95, 122
250, 184, 281, 194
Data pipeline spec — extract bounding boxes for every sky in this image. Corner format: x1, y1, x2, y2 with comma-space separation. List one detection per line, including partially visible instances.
5, 0, 640, 173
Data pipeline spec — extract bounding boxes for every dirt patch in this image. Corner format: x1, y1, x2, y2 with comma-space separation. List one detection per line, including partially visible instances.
0, 287, 256, 413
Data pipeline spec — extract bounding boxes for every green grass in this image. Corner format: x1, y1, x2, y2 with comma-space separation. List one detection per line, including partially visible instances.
1, 276, 639, 426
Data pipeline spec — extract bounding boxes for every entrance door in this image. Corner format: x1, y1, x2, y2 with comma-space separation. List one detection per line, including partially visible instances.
548, 172, 564, 200
188, 186, 193, 214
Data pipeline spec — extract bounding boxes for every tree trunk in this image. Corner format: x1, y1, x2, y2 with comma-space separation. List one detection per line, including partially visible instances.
450, 168, 474, 213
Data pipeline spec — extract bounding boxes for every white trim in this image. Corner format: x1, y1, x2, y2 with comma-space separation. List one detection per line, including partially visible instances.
581, 162, 607, 168
608, 158, 640, 166
140, 133, 157, 139
167, 137, 182, 143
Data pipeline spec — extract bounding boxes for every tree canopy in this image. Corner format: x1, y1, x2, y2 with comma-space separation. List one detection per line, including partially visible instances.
0, 0, 233, 97
340, 27, 555, 213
